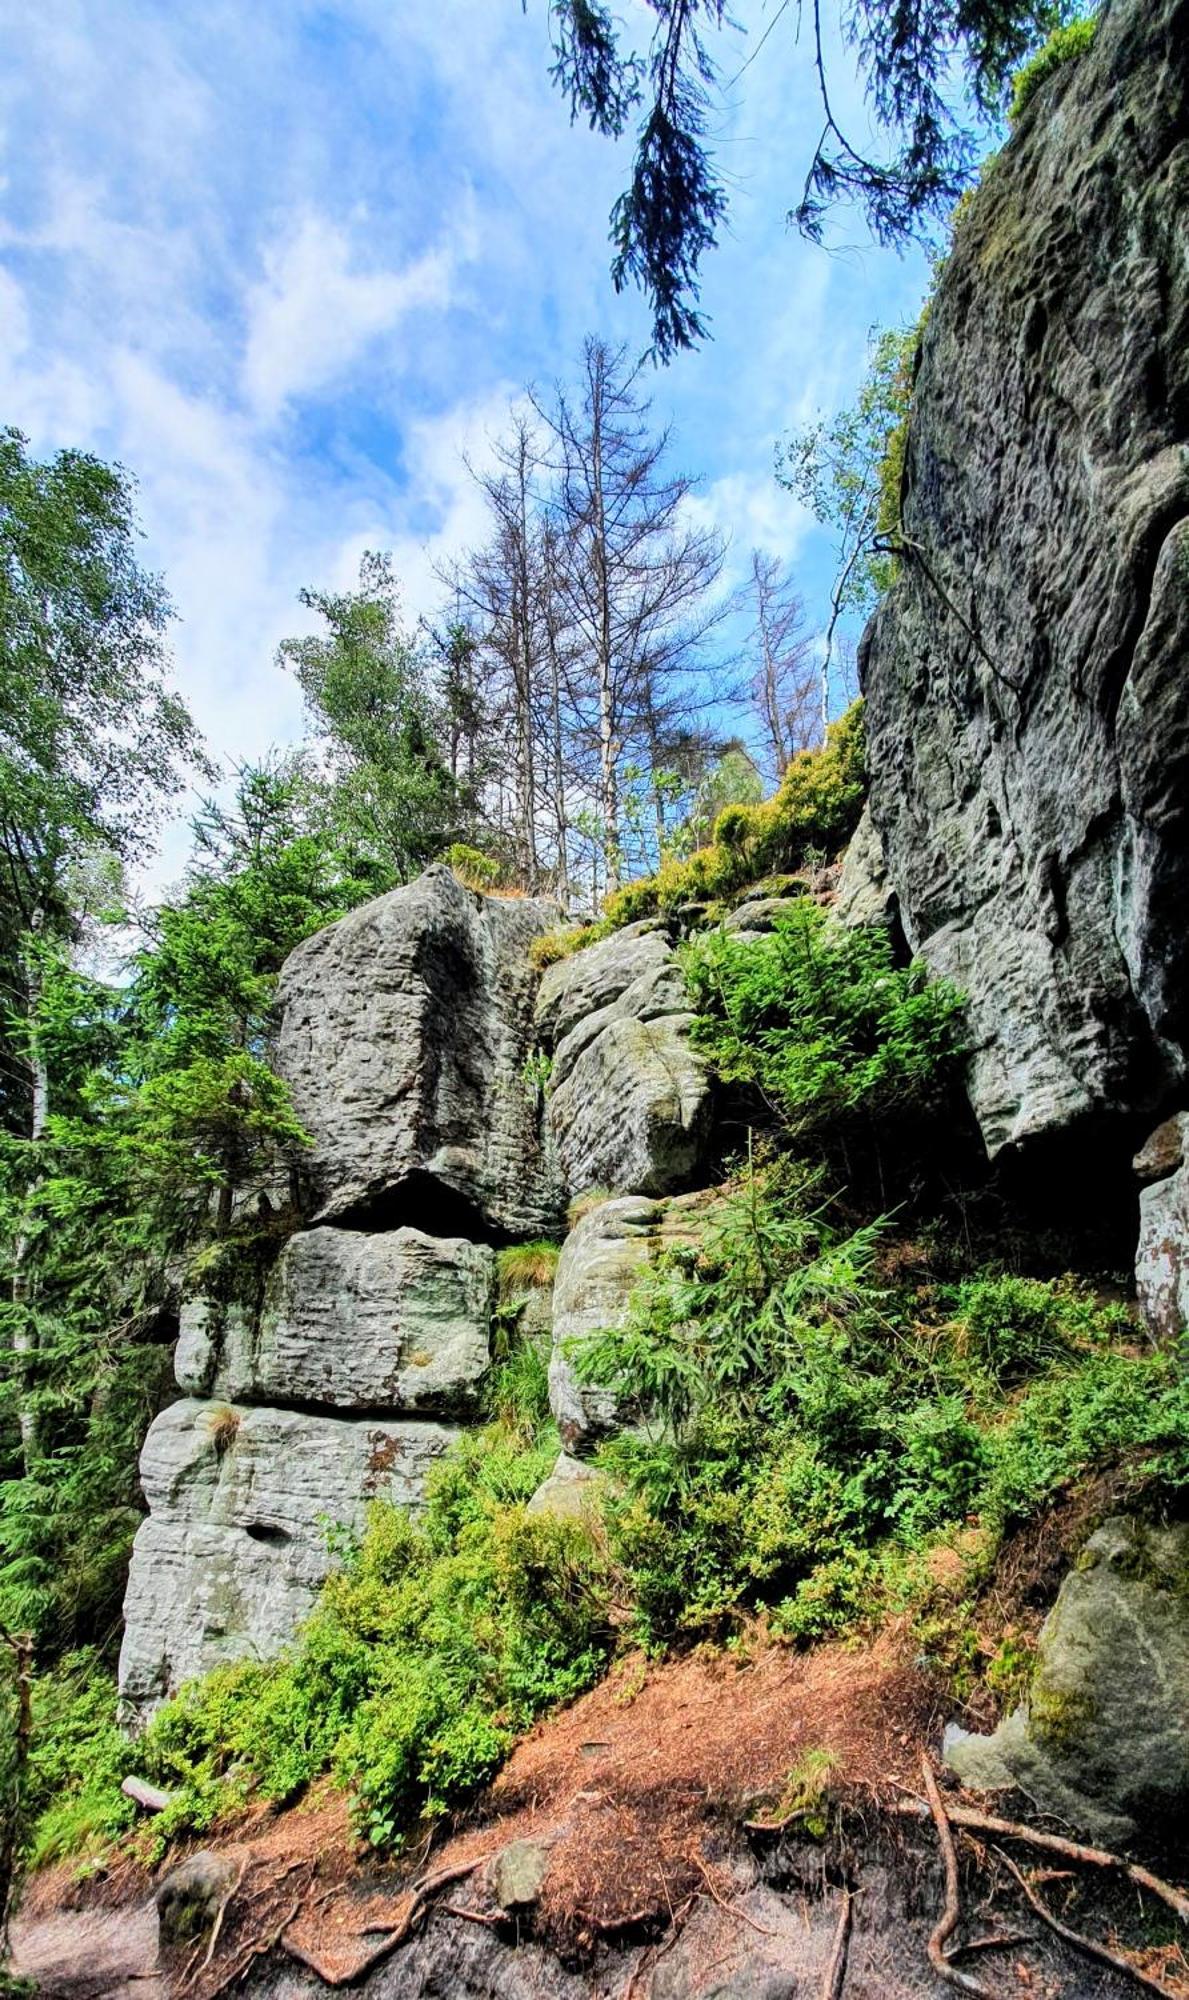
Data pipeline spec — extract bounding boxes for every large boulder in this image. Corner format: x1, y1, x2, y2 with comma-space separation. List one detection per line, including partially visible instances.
118, 1399, 458, 1724
176, 1226, 496, 1414
536, 925, 712, 1201
275, 866, 562, 1235
945, 1515, 1189, 1843
861, 0, 1189, 1158
548, 1193, 709, 1453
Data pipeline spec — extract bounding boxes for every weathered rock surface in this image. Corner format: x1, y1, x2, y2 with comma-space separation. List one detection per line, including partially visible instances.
118, 1399, 458, 1722
537, 925, 712, 1201
834, 803, 896, 932
525, 1451, 606, 1523
176, 1226, 495, 1414
275, 866, 561, 1235
945, 1514, 1189, 1842
155, 1852, 242, 1944
861, 0, 1189, 1158
1134, 1113, 1189, 1342
548, 1194, 708, 1453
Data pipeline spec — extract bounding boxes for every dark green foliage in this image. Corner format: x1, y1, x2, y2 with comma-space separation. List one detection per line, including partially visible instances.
683, 899, 966, 1162
538, 1, 1079, 359
278, 553, 460, 885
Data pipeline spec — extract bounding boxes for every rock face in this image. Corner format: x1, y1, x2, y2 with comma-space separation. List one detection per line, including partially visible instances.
547, 1193, 709, 1454
1134, 1115, 1189, 1342
536, 924, 712, 1201
861, 0, 1189, 1158
945, 1515, 1189, 1842
276, 865, 562, 1235
176, 1226, 496, 1414
118, 1399, 458, 1725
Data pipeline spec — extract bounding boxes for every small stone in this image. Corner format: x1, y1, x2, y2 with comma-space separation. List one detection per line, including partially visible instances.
155, 1852, 240, 1944
526, 1452, 606, 1523
487, 1838, 551, 1911
1133, 1113, 1188, 1184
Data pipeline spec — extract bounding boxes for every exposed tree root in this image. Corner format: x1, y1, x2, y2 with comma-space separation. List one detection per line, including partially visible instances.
996, 1849, 1189, 2000
283, 1859, 481, 1988
820, 1886, 853, 2000
919, 1755, 989, 1997
885, 1794, 1189, 1925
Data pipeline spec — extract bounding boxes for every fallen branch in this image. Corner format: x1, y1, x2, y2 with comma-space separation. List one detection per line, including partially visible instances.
885, 1796, 1189, 1926
199, 1859, 248, 1974
996, 1850, 1188, 2000
919, 1755, 988, 1997
442, 1902, 504, 1927
820, 1887, 852, 2000
121, 1776, 175, 1814
287, 1859, 481, 1987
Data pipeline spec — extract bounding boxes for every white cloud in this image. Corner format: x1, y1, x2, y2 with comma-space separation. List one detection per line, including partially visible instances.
241, 212, 457, 422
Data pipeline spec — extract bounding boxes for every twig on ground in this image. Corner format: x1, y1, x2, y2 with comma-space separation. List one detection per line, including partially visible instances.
885, 1794, 1189, 1925
950, 1930, 1030, 1955
919, 1755, 989, 1996
442, 1902, 504, 1926
820, 1886, 852, 2000
691, 1852, 780, 1937
996, 1849, 1188, 1999
622, 1895, 698, 2000
198, 1858, 248, 1974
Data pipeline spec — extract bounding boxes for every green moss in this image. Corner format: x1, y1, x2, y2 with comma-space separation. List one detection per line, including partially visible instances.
1010, 17, 1098, 124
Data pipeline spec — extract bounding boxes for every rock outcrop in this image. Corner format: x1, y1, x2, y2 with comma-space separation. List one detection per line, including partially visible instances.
945, 1514, 1189, 1842
536, 924, 712, 1201
118, 1400, 458, 1725
176, 1227, 496, 1415
861, 0, 1189, 1159
120, 871, 719, 1716
275, 865, 562, 1235
546, 1192, 710, 1455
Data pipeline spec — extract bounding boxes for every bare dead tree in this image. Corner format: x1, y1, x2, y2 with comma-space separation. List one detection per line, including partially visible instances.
746, 551, 818, 775
535, 336, 730, 894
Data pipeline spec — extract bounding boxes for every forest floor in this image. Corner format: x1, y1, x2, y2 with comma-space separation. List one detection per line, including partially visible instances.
14, 1621, 1189, 1998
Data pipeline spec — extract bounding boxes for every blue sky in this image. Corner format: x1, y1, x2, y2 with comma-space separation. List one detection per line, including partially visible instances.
0, 0, 937, 887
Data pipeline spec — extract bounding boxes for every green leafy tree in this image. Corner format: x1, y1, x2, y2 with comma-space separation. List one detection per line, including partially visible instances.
536, 0, 1084, 358
778, 324, 918, 736
0, 428, 203, 1469
278, 554, 459, 885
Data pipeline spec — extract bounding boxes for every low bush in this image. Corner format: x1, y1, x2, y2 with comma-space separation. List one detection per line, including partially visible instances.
575, 1163, 1188, 1651
683, 897, 966, 1168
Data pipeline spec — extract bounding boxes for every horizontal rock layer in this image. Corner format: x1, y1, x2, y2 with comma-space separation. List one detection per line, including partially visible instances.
176, 1225, 495, 1415
861, 0, 1189, 1156
118, 1400, 458, 1724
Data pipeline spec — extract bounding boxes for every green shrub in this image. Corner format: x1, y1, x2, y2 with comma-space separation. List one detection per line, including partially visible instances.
122, 1408, 613, 1855
443, 843, 504, 891
577, 1158, 1188, 1651
21, 1651, 136, 1869
683, 897, 966, 1160
1010, 17, 1097, 122
951, 1273, 1119, 1384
